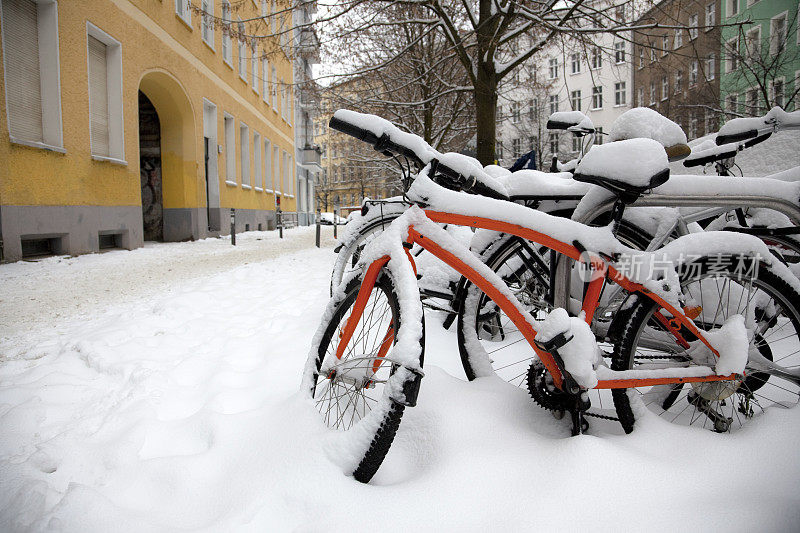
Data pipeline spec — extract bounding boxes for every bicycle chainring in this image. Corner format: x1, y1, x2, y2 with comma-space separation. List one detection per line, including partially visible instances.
526, 360, 574, 413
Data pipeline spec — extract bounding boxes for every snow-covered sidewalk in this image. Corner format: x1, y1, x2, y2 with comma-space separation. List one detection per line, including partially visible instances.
1, 227, 799, 531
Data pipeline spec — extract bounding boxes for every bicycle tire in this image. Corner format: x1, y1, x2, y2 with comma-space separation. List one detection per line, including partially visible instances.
330, 215, 401, 295
611, 259, 800, 433
304, 269, 424, 483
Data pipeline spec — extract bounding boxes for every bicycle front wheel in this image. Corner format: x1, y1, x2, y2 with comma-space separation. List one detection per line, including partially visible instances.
612, 259, 800, 433
304, 268, 424, 483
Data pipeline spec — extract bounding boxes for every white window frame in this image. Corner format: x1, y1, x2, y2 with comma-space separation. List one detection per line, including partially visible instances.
770, 77, 786, 108
705, 3, 715, 29
770, 12, 788, 55
570, 89, 581, 111
591, 86, 603, 109
637, 87, 644, 107
175, 0, 191, 27
549, 94, 559, 114
238, 20, 247, 81
271, 67, 278, 108
224, 113, 236, 185
548, 58, 558, 79
570, 52, 581, 74
251, 40, 259, 92
690, 60, 699, 86
263, 138, 273, 192
591, 48, 602, 69
662, 35, 669, 56
615, 82, 627, 106
614, 41, 625, 64
253, 131, 263, 190
274, 145, 281, 194
1, 0, 64, 151
689, 14, 699, 40
675, 70, 683, 92
727, 92, 739, 114
240, 122, 251, 188
86, 23, 125, 162
222, 1, 232, 66
745, 26, 761, 63
674, 27, 683, 49
728, 0, 738, 17
726, 37, 739, 72
261, 58, 269, 103
661, 76, 669, 101
706, 54, 715, 80
201, 0, 214, 48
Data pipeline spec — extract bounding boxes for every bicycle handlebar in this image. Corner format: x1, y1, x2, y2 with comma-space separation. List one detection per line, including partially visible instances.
329, 111, 509, 201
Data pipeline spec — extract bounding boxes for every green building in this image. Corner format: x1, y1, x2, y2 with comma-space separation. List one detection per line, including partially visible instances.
720, 0, 800, 116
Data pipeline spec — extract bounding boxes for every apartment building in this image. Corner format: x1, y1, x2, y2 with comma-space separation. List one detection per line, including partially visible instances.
0, 0, 297, 261
720, 0, 799, 116
498, 0, 632, 167
633, 0, 722, 140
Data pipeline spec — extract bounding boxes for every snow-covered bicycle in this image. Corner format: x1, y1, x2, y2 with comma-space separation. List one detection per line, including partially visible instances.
302, 110, 800, 483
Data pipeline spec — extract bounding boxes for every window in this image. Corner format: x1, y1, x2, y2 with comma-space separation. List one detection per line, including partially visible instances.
704, 111, 716, 134
262, 58, 269, 102
240, 123, 250, 187
727, 93, 739, 114
222, 1, 232, 65
549, 94, 559, 114
688, 113, 697, 139
649, 81, 656, 104
282, 150, 291, 195
548, 132, 558, 154
202, 0, 214, 47
496, 141, 503, 160
689, 14, 699, 40
728, 0, 738, 16
674, 28, 683, 49
745, 26, 760, 63
571, 53, 581, 74
512, 138, 521, 158
253, 132, 262, 189
271, 67, 278, 108
726, 38, 739, 72
705, 3, 715, 28
264, 139, 273, 191
591, 48, 602, 69
706, 54, 715, 80
771, 13, 787, 55
638, 47, 644, 68
251, 41, 259, 91
662, 35, 669, 55
548, 58, 558, 79
571, 135, 581, 153
661, 76, 669, 100
594, 126, 603, 145
528, 98, 537, 120
616, 5, 626, 22
746, 88, 759, 116
615, 82, 627, 106
87, 25, 124, 160
772, 78, 785, 108
614, 41, 625, 63
650, 47, 656, 62
175, 0, 191, 25
570, 90, 582, 111
1, 0, 63, 149
690, 60, 698, 85
224, 114, 235, 183
511, 102, 520, 123
675, 70, 683, 92
238, 22, 247, 79
637, 87, 644, 107
591, 86, 603, 109
274, 145, 281, 193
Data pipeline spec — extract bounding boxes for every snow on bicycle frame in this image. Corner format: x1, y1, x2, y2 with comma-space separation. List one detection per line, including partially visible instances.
337, 162, 768, 395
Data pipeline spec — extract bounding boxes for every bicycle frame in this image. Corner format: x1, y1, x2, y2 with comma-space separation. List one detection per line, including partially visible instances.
336, 208, 741, 393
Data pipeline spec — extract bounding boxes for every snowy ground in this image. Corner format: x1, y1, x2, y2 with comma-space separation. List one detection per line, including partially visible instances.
1, 226, 799, 532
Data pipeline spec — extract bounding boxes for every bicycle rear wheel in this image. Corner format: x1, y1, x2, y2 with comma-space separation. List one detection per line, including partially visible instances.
612, 259, 800, 433
304, 268, 424, 483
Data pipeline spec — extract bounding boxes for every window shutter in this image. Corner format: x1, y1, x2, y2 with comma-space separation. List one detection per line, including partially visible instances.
88, 36, 110, 156
3, 0, 43, 143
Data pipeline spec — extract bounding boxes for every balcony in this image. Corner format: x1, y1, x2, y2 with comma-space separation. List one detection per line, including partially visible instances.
300, 145, 322, 171
296, 27, 320, 63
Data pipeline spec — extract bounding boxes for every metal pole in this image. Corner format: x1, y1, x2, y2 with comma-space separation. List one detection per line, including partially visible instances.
333, 203, 338, 240
315, 209, 321, 248
276, 196, 283, 239
230, 208, 236, 246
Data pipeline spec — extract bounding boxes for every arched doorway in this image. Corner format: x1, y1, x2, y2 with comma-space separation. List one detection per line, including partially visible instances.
137, 70, 199, 242
139, 91, 162, 241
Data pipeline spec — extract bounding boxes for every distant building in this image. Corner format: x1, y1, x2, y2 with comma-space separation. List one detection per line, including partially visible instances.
720, 0, 799, 116
497, 0, 633, 167
0, 0, 297, 262
633, 0, 722, 140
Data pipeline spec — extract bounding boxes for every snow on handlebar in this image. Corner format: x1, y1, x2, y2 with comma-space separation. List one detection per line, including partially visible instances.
716, 107, 800, 145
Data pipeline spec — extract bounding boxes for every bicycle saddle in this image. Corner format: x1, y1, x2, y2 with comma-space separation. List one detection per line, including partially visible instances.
573, 138, 670, 203
609, 107, 691, 161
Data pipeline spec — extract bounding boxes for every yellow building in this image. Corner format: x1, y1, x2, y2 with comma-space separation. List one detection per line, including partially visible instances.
0, 0, 298, 261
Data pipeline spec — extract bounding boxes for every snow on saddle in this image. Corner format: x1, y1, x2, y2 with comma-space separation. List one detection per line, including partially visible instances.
573, 138, 670, 204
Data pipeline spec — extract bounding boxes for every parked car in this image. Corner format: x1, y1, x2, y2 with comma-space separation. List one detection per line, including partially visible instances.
319, 212, 347, 225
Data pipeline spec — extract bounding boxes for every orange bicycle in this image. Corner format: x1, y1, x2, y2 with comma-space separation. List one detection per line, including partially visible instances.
301, 110, 800, 483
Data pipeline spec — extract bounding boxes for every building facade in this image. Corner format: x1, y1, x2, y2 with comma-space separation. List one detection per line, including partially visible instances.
720, 0, 799, 116
0, 0, 297, 261
633, 0, 722, 140
497, 0, 633, 168
293, 1, 320, 226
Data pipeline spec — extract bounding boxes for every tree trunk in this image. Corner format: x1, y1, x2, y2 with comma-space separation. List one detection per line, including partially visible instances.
474, 64, 498, 166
